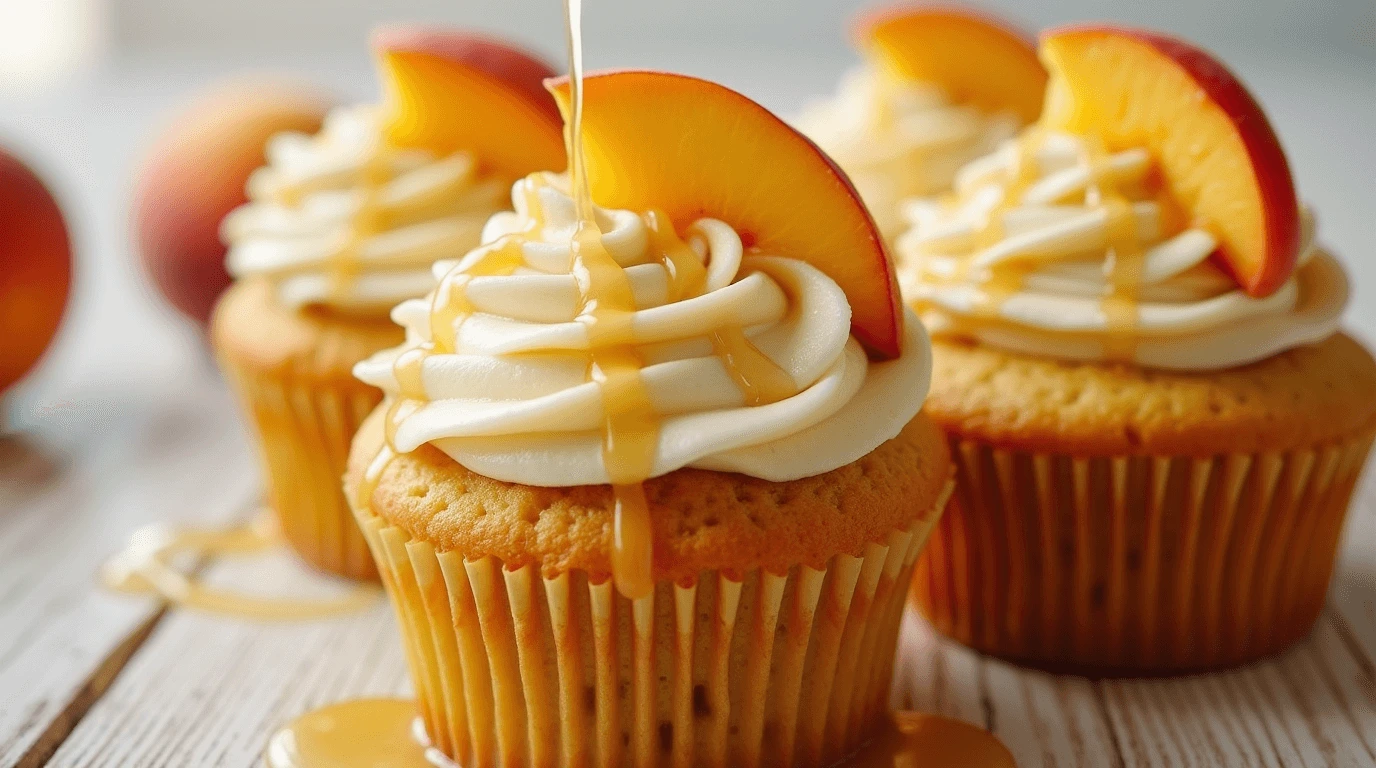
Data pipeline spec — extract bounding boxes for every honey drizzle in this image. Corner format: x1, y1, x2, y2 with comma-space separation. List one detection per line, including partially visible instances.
360, 0, 798, 602
267, 141, 395, 304
262, 701, 1012, 768
1085, 138, 1146, 362
265, 699, 453, 768
931, 127, 1146, 359
101, 511, 379, 620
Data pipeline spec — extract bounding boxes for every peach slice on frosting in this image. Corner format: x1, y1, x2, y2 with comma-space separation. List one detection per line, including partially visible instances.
374, 26, 566, 179
1040, 25, 1302, 298
855, 5, 1047, 124
546, 70, 903, 359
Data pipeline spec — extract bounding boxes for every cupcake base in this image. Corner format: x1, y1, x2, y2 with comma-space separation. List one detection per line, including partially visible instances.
355, 500, 945, 768
213, 278, 403, 581
912, 431, 1375, 675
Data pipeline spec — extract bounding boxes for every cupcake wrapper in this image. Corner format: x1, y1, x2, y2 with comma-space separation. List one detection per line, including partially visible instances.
354, 497, 946, 768
221, 360, 382, 581
912, 432, 1375, 674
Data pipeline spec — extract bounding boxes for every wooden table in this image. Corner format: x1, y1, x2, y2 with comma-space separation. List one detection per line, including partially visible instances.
2, 46, 1374, 768
3, 362, 1376, 768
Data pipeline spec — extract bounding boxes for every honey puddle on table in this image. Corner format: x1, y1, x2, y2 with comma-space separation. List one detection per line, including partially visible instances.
101, 509, 379, 620
264, 699, 1016, 768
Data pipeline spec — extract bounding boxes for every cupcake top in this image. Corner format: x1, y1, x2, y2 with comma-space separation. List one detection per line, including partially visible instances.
899, 130, 1348, 370
797, 67, 1019, 234
354, 172, 932, 487
899, 25, 1350, 372
797, 7, 1046, 239
222, 105, 509, 315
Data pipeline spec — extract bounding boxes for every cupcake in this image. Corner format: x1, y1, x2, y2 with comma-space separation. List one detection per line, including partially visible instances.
212, 28, 565, 579
898, 25, 1376, 673
797, 5, 1046, 241
346, 70, 953, 766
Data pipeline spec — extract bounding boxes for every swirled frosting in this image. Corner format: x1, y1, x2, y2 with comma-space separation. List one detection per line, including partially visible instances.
898, 130, 1348, 371
797, 67, 1020, 239
354, 173, 931, 487
223, 105, 510, 314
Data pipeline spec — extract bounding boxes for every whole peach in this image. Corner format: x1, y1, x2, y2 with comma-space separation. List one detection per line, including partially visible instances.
131, 78, 333, 326
0, 148, 72, 395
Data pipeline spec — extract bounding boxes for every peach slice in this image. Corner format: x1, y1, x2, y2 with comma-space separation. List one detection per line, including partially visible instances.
0, 148, 71, 393
546, 70, 903, 359
374, 26, 566, 180
1040, 25, 1301, 298
856, 5, 1047, 124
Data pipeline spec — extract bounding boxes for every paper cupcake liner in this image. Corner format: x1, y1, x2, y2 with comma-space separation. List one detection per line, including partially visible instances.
912, 431, 1375, 674
220, 360, 383, 581
354, 496, 946, 768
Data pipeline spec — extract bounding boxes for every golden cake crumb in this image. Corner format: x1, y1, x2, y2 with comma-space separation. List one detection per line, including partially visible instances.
212, 277, 403, 379
925, 333, 1376, 456
346, 408, 952, 583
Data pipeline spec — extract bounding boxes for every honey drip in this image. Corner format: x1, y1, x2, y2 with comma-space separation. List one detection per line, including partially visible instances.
932, 127, 1146, 358
266, 143, 394, 304
265, 699, 452, 768
1085, 139, 1146, 362
101, 510, 379, 620
263, 701, 1013, 768
361, 0, 798, 602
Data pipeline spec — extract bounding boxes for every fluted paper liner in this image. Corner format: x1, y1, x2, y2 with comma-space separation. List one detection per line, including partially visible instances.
354, 493, 947, 768
220, 359, 382, 581
912, 431, 1375, 673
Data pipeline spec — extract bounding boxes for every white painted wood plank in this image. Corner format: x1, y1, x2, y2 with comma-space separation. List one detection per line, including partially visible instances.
0, 376, 256, 767
45, 549, 408, 768
1331, 465, 1376, 673
1098, 612, 1376, 768
894, 610, 1122, 767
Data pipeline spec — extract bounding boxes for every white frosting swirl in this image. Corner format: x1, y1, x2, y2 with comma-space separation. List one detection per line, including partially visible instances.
797, 67, 1020, 239
354, 174, 931, 487
899, 130, 1348, 371
223, 105, 510, 314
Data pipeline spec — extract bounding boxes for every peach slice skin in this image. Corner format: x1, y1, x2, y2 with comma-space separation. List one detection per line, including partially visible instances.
1040, 26, 1301, 298
856, 5, 1047, 124
375, 29, 566, 180
546, 70, 903, 360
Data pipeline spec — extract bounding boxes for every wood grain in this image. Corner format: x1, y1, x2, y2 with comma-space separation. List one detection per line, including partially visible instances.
0, 379, 256, 767
2, 385, 1375, 767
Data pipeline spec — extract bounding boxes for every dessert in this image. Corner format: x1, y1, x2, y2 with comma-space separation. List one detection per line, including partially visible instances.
899, 24, 1376, 672
797, 5, 1046, 240
132, 78, 334, 327
0, 148, 71, 395
211, 28, 564, 580
344, 61, 953, 766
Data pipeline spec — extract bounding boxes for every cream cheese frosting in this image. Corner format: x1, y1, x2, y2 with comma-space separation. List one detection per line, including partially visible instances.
354, 173, 932, 487
796, 66, 1021, 240
223, 105, 510, 314
898, 130, 1348, 371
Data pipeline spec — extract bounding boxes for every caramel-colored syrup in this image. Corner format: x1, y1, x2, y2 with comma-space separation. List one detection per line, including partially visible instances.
953, 128, 1046, 319
923, 126, 1148, 359
329, 151, 392, 304
361, 0, 800, 603
265, 699, 452, 768
846, 712, 1017, 768
263, 701, 1013, 768
1081, 136, 1146, 363
101, 511, 378, 620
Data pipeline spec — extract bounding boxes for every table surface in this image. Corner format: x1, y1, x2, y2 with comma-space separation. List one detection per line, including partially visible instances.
1, 46, 1374, 768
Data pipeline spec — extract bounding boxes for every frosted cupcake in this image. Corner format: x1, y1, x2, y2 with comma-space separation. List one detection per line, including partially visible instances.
797, 5, 1046, 241
212, 28, 564, 579
346, 71, 953, 766
899, 25, 1376, 673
